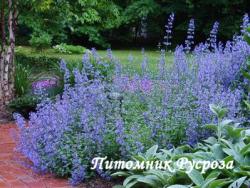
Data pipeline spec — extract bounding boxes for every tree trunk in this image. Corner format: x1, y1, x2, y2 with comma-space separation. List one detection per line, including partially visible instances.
1, 0, 5, 49
0, 0, 17, 116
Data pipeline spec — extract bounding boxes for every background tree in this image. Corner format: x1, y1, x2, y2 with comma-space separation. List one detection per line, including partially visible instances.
103, 0, 250, 48
0, 0, 17, 116
14, 0, 250, 48
18, 0, 122, 48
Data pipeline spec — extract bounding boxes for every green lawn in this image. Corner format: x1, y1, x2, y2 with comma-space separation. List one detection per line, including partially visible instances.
16, 46, 174, 73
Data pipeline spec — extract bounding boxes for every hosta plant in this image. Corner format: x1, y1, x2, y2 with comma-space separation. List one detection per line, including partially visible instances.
113, 105, 250, 188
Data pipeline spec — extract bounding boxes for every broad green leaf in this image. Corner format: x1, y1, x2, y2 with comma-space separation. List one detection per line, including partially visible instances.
138, 175, 160, 188
209, 104, 227, 119
161, 149, 172, 157
124, 180, 138, 188
209, 104, 219, 116
225, 127, 244, 140
123, 175, 141, 186
202, 177, 217, 188
223, 148, 244, 164
208, 179, 232, 188
146, 169, 171, 179
205, 171, 220, 180
240, 144, 250, 155
145, 145, 158, 158
223, 155, 234, 164
221, 139, 235, 149
204, 124, 217, 131
112, 171, 130, 177
220, 119, 233, 127
234, 169, 250, 176
187, 169, 204, 186
204, 137, 217, 145
211, 144, 224, 159
132, 154, 146, 162
193, 151, 214, 161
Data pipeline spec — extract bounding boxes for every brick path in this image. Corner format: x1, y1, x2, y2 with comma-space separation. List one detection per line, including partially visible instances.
0, 123, 74, 188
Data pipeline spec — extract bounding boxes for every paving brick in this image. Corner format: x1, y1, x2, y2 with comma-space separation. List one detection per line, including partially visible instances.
9, 180, 29, 188
0, 124, 88, 188
0, 178, 11, 188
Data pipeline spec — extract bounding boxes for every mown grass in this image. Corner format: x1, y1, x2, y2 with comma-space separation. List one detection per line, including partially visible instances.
16, 46, 174, 73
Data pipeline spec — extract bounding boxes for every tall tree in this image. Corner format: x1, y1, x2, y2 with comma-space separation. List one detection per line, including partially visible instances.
19, 0, 122, 48
0, 0, 17, 115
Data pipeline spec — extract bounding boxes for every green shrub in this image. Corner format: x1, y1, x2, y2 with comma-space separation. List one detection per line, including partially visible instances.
15, 53, 60, 70
29, 32, 52, 50
53, 43, 86, 54
8, 95, 40, 119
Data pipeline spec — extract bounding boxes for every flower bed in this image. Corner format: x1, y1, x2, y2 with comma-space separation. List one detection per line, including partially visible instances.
14, 22, 250, 186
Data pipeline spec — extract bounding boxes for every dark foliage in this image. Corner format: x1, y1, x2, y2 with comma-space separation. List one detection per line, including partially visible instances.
16, 0, 250, 48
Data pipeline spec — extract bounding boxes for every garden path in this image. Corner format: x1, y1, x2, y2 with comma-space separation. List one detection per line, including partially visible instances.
0, 123, 71, 188
0, 123, 114, 188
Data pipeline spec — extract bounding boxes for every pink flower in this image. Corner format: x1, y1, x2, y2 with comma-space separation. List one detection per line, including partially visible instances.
32, 79, 58, 90
140, 78, 153, 93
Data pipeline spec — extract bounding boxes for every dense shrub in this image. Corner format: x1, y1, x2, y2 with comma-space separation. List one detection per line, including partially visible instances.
53, 43, 87, 54
15, 53, 60, 70
29, 32, 52, 50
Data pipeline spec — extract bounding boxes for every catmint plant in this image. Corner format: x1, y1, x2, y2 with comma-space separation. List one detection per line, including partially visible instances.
184, 19, 195, 52
241, 13, 249, 35
208, 21, 220, 50
14, 19, 250, 186
163, 13, 175, 50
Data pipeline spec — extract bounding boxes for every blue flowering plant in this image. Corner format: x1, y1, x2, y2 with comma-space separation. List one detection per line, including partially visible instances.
184, 18, 195, 52
163, 13, 175, 50
14, 14, 250, 186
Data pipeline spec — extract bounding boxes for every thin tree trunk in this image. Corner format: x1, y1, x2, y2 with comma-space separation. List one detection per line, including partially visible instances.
0, 0, 6, 111
1, 0, 5, 49
0, 0, 17, 115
